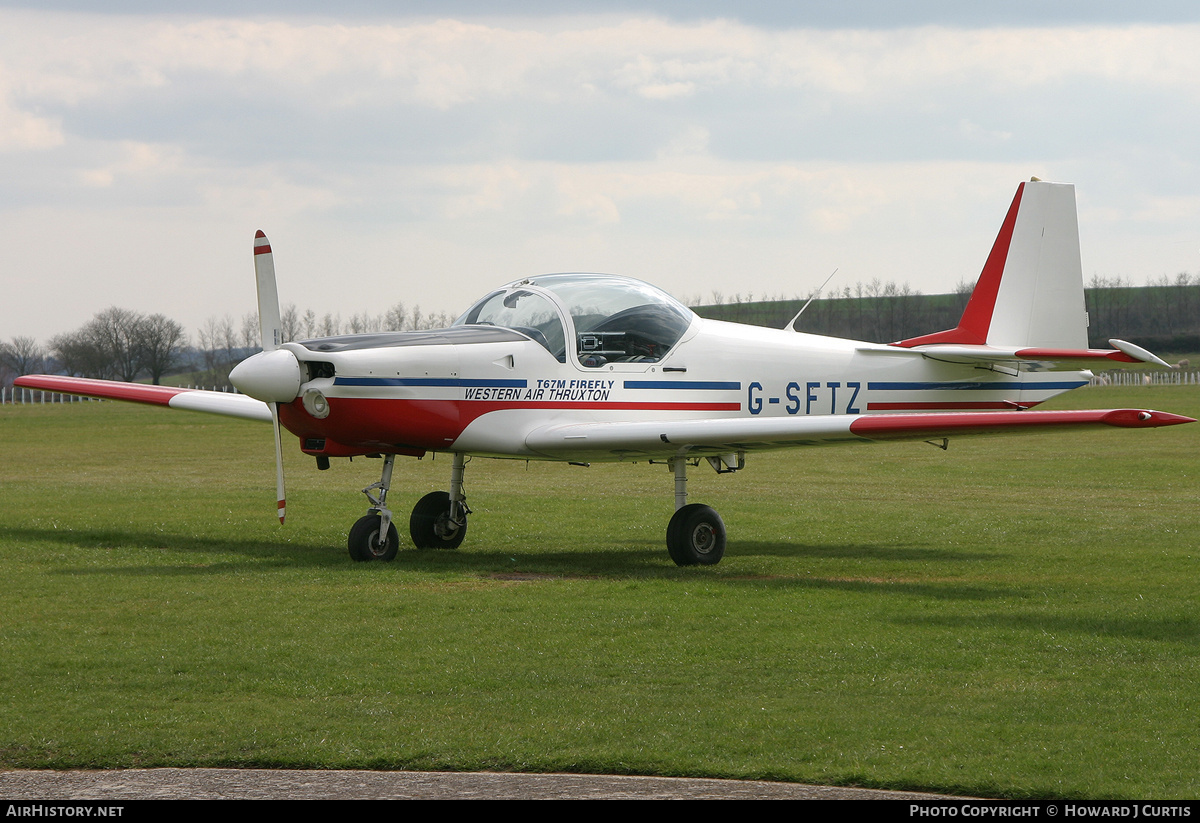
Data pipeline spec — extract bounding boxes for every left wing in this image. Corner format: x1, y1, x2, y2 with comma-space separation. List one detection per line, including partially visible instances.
525, 408, 1193, 459
12, 375, 272, 422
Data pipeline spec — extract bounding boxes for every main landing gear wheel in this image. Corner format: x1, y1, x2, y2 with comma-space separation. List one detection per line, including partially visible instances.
348, 514, 399, 562
666, 503, 726, 566
410, 491, 467, 549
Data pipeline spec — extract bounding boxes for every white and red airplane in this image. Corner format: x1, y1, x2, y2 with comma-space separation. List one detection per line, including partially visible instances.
16, 180, 1193, 566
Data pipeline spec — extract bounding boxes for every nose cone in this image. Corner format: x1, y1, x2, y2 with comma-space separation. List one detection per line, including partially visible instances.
230, 348, 302, 403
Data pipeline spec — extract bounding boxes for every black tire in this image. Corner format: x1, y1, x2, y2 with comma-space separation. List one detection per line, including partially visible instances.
409, 491, 467, 549
348, 514, 399, 562
666, 504, 726, 566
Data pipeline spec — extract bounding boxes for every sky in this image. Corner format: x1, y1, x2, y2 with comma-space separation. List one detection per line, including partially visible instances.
3, 1, 1200, 343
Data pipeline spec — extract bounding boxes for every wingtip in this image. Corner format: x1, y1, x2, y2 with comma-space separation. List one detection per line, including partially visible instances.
1101, 409, 1196, 428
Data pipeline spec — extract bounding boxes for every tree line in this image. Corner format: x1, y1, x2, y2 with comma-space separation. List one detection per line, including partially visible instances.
1, 301, 456, 390
695, 273, 1200, 352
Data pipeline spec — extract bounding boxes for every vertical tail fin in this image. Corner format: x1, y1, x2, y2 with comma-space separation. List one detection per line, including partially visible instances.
898, 180, 1088, 349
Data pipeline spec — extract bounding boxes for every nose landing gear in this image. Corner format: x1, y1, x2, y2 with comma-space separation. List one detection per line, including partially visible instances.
348, 453, 400, 561
347, 452, 471, 561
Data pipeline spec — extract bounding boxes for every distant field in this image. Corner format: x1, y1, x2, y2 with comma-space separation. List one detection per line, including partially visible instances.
1, 386, 1197, 798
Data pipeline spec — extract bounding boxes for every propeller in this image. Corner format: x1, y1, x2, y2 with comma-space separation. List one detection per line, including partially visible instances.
230, 231, 302, 524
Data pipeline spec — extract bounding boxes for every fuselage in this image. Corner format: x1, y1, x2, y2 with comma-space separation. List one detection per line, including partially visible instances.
274, 274, 1089, 461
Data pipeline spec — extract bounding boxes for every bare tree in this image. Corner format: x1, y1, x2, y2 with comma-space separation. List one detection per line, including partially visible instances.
280, 303, 301, 343
50, 328, 115, 379
240, 312, 259, 350
87, 307, 144, 382
349, 312, 381, 334
197, 315, 238, 389
137, 313, 187, 385
0, 336, 45, 376
384, 302, 407, 331
319, 312, 340, 337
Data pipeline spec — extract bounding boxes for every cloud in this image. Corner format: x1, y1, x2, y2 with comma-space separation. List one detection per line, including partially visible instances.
2, 9, 1200, 342
0, 67, 63, 152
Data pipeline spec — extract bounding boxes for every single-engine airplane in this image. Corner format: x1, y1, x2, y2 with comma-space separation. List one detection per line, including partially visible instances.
16, 180, 1194, 565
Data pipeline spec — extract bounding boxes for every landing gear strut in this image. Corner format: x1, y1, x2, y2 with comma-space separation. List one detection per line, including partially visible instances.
348, 454, 399, 561
665, 457, 726, 566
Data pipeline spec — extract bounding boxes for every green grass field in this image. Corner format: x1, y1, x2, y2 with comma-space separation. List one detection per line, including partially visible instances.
1, 386, 1197, 798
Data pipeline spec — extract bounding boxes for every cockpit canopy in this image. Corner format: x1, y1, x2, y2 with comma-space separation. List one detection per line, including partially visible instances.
453, 273, 695, 367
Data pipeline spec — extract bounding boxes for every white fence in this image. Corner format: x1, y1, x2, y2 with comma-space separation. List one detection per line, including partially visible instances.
0, 387, 93, 404
1, 385, 237, 404
1089, 369, 1200, 387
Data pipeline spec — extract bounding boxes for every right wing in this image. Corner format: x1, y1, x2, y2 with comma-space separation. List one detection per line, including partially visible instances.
525, 408, 1193, 459
12, 375, 272, 422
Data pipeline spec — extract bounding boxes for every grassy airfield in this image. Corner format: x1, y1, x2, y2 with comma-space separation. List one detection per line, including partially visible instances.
1, 385, 1197, 798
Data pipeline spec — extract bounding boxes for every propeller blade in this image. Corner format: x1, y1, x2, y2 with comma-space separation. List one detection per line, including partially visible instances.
271, 401, 286, 524
254, 230, 283, 352
250, 231, 289, 525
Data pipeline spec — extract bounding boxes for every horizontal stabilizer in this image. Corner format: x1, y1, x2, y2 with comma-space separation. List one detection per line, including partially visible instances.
12, 375, 272, 422
872, 338, 1170, 369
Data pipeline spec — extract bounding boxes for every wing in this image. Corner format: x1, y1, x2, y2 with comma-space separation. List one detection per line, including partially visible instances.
525, 408, 1193, 459
12, 375, 272, 422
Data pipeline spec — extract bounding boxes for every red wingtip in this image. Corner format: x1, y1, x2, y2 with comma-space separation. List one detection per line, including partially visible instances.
255, 229, 266, 238
1101, 410, 1196, 428
277, 499, 286, 524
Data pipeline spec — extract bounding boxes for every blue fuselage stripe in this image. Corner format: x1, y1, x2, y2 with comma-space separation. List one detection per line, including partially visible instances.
624, 380, 741, 390
335, 377, 528, 388
867, 380, 1088, 391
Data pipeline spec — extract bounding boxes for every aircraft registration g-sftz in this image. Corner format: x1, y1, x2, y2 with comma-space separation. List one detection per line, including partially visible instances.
17, 180, 1194, 566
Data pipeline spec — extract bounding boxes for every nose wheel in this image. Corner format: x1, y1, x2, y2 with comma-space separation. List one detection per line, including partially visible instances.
348, 453, 400, 562
348, 514, 399, 561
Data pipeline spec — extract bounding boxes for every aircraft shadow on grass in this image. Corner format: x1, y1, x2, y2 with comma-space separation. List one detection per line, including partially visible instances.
7, 524, 1020, 603
733, 540, 999, 563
